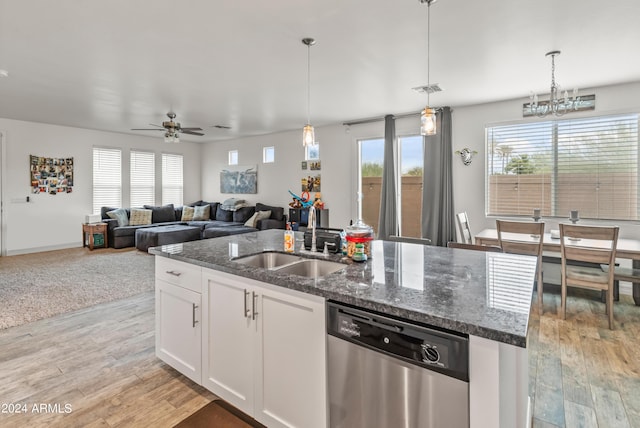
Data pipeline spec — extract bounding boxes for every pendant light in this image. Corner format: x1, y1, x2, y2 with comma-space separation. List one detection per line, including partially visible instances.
420, 0, 437, 136
302, 38, 316, 147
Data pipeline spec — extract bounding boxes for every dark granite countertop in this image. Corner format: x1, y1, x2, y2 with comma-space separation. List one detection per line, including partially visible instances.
150, 229, 537, 347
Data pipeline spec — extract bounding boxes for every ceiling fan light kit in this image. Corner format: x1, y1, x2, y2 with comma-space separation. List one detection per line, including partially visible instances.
131, 111, 204, 143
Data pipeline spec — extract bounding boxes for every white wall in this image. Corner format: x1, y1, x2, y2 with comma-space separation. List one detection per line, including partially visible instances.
201, 80, 640, 239
0, 118, 202, 255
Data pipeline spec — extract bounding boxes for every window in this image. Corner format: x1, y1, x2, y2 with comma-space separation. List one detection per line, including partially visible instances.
263, 146, 275, 163
357, 135, 424, 237
162, 153, 183, 206
486, 113, 639, 220
92, 147, 121, 214
358, 138, 384, 234
130, 151, 155, 207
228, 150, 238, 165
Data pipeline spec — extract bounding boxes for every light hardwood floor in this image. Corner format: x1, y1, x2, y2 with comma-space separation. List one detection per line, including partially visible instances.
0, 292, 215, 428
1, 287, 639, 427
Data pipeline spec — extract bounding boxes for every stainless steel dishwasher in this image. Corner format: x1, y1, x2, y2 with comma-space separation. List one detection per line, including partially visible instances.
327, 301, 469, 428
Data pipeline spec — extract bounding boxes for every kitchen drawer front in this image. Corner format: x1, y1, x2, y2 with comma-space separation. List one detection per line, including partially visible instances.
155, 257, 202, 292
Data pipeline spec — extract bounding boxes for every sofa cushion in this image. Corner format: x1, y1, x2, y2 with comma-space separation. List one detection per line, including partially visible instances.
202, 226, 256, 239
216, 205, 234, 222
203, 202, 219, 219
256, 203, 284, 221
233, 206, 256, 223
129, 208, 152, 226
106, 208, 129, 227
193, 204, 211, 221
144, 204, 176, 223
203, 220, 245, 229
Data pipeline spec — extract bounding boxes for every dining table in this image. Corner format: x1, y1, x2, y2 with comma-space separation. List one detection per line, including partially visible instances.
475, 228, 640, 305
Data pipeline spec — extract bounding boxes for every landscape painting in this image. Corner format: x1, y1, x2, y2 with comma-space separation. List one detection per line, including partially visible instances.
220, 165, 258, 194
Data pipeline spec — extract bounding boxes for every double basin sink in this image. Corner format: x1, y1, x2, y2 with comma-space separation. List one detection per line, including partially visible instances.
232, 251, 346, 279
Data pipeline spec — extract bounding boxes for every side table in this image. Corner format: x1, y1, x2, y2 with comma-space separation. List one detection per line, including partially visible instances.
82, 222, 108, 250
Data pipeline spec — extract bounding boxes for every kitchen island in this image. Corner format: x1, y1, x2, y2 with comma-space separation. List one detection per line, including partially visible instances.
150, 229, 537, 428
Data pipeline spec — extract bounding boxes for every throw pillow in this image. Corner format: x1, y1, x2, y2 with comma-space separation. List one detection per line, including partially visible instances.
193, 204, 211, 221
244, 210, 271, 228
106, 208, 129, 227
129, 208, 152, 226
181, 206, 195, 221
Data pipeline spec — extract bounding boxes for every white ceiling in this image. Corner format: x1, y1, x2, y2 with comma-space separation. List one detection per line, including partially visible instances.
0, 0, 639, 143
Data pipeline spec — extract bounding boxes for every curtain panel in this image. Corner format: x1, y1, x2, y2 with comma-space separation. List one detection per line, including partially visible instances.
421, 107, 456, 246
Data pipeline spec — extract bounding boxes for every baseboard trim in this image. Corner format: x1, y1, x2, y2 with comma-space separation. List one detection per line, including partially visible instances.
6, 242, 81, 256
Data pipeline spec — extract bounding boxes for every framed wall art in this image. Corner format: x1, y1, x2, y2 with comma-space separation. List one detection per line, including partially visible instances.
30, 155, 74, 194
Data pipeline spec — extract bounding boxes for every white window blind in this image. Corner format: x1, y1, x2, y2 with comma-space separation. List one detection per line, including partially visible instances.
162, 153, 183, 206
93, 147, 122, 214
486, 114, 639, 221
130, 150, 155, 207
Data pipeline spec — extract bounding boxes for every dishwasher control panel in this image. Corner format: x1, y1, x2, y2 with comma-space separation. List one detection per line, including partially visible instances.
328, 301, 469, 381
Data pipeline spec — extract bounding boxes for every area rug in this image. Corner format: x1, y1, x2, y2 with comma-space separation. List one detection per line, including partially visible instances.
173, 400, 265, 428
0, 247, 154, 330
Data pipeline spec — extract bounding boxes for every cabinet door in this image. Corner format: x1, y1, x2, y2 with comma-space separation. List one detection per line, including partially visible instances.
254, 287, 327, 428
202, 273, 255, 415
155, 279, 202, 384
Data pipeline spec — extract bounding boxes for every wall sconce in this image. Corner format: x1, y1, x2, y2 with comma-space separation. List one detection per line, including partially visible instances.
455, 148, 477, 166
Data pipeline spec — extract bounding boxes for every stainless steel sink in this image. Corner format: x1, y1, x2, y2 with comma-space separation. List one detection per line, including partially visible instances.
275, 259, 346, 278
233, 252, 302, 269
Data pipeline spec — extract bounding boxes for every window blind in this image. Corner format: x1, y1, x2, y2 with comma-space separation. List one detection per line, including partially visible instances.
130, 150, 155, 207
486, 114, 639, 221
93, 148, 122, 214
162, 153, 183, 206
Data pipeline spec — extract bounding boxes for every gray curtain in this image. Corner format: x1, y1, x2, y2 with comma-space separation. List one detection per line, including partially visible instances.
421, 107, 455, 246
377, 115, 398, 240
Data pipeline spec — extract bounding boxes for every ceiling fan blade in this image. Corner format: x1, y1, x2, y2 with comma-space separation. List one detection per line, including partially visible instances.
181, 130, 205, 136
131, 128, 165, 131
179, 127, 203, 131
211, 125, 232, 129
149, 123, 164, 128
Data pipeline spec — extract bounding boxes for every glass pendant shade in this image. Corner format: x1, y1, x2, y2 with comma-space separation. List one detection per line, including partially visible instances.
164, 131, 180, 143
420, 107, 437, 136
303, 124, 315, 147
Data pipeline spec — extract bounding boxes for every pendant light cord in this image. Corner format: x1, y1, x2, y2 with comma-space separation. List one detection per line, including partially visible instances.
307, 43, 311, 125
427, 1, 431, 107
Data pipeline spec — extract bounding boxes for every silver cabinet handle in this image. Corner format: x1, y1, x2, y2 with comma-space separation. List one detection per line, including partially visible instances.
244, 289, 250, 318
252, 291, 259, 321
192, 303, 199, 328
166, 270, 182, 277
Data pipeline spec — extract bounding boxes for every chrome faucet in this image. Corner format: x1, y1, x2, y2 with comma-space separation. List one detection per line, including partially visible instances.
308, 205, 317, 252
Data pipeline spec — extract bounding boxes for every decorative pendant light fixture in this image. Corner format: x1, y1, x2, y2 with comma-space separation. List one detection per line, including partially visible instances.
528, 50, 583, 117
302, 37, 317, 147
420, 0, 437, 136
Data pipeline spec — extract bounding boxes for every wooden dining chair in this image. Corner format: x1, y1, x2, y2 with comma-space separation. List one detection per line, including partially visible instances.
456, 212, 473, 244
559, 223, 619, 329
496, 220, 545, 311
447, 242, 503, 252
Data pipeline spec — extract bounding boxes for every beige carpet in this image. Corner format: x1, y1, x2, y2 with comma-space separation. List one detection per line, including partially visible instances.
0, 247, 154, 330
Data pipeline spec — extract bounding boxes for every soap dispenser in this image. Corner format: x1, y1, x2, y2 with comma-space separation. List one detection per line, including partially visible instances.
284, 223, 295, 253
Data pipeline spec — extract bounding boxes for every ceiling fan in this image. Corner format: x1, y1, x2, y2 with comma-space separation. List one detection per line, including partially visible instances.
132, 111, 204, 143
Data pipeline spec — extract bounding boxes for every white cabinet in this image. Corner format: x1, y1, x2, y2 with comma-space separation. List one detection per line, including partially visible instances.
202, 268, 327, 428
155, 258, 202, 384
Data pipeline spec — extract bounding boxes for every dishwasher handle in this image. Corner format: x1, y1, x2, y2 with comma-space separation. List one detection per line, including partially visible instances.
338, 307, 404, 333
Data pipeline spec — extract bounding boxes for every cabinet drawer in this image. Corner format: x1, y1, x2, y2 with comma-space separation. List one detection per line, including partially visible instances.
155, 257, 201, 292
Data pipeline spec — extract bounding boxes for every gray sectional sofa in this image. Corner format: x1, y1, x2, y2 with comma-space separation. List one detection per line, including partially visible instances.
100, 201, 286, 250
